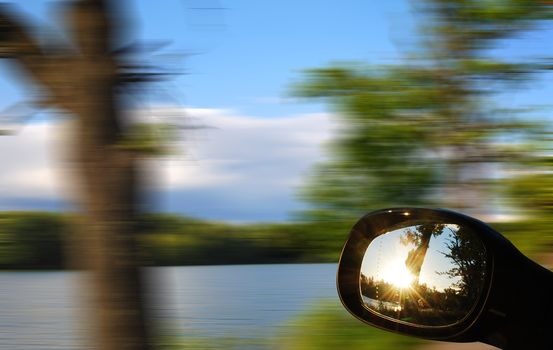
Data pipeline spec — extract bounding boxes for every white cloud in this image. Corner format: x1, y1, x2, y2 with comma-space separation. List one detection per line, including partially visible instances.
136, 107, 335, 190
0, 121, 65, 199
0, 107, 336, 220
147, 158, 244, 190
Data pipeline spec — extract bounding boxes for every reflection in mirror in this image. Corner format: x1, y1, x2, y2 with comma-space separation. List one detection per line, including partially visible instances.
359, 221, 487, 327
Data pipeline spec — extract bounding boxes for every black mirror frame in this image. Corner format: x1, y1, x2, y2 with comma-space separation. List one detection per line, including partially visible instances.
337, 208, 553, 349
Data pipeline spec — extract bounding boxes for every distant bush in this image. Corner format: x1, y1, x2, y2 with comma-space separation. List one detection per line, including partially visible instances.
0, 212, 345, 269
0, 212, 68, 269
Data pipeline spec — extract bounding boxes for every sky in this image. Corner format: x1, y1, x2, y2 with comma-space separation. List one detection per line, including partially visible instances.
0, 1, 552, 222
361, 225, 463, 292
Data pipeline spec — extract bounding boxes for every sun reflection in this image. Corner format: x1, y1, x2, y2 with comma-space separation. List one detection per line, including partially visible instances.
381, 258, 414, 289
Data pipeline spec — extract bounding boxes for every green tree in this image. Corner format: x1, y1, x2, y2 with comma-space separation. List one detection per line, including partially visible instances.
0, 212, 66, 269
439, 225, 488, 304
295, 1, 553, 227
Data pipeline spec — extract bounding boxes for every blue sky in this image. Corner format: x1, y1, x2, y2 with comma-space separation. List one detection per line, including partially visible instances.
133, 0, 416, 116
0, 1, 552, 222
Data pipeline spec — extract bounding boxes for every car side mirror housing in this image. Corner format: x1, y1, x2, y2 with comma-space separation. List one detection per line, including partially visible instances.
337, 208, 553, 350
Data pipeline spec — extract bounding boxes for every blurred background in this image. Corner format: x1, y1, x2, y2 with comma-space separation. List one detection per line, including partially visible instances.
1, 0, 552, 349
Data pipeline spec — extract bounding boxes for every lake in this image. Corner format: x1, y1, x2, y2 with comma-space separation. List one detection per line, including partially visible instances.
0, 263, 338, 349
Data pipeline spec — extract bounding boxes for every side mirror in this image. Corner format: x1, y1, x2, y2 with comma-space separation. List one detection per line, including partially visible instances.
337, 208, 553, 350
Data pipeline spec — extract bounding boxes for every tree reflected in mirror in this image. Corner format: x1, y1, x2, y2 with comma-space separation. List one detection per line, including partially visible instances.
359, 221, 487, 327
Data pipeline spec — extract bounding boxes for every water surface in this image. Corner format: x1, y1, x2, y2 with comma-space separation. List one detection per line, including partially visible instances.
0, 263, 337, 349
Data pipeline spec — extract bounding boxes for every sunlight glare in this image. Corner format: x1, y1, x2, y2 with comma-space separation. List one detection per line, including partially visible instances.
381, 258, 414, 289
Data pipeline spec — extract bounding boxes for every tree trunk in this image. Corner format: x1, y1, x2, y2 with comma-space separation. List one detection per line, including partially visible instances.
73, 79, 153, 350
69, 2, 155, 348
0, 1, 156, 349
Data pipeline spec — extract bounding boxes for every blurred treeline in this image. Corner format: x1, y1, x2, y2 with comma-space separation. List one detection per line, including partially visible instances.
0, 211, 338, 269
0, 211, 550, 270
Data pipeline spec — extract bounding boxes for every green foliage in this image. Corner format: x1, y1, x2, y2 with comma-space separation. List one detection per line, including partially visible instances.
294, 60, 528, 220
275, 301, 423, 350
293, 0, 553, 225
295, 65, 442, 221
0, 212, 68, 269
500, 128, 553, 212
0, 212, 348, 269
505, 172, 553, 214
422, 0, 553, 55
490, 220, 553, 259
1, 211, 552, 270
138, 214, 314, 266
117, 122, 177, 156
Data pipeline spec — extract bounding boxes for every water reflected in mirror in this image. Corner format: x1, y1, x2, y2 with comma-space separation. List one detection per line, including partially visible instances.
359, 222, 487, 327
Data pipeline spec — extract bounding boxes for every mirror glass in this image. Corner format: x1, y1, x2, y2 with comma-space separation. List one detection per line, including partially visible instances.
359, 220, 487, 327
